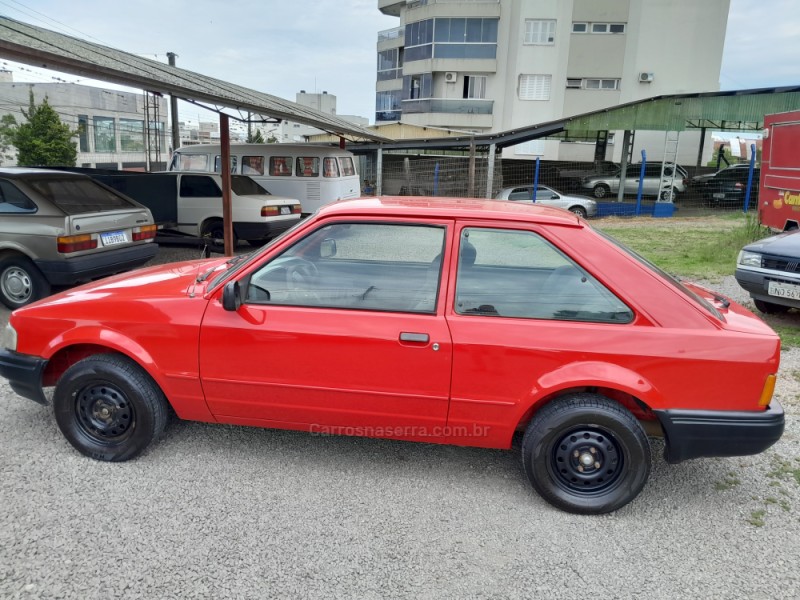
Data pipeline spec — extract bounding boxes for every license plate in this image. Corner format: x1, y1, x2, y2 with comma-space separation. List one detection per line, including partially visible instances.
712, 193, 725, 199
101, 230, 127, 246
280, 206, 290, 215
768, 280, 800, 300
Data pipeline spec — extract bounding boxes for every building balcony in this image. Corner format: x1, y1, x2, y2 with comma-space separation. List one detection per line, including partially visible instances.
377, 27, 404, 50
378, 0, 404, 17
401, 98, 493, 115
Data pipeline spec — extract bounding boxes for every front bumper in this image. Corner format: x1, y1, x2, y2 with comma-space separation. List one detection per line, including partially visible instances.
735, 266, 800, 310
35, 242, 159, 286
234, 218, 300, 241
654, 401, 784, 464
0, 349, 48, 405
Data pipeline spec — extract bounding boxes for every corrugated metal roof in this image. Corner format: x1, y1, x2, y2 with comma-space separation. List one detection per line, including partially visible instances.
0, 16, 390, 143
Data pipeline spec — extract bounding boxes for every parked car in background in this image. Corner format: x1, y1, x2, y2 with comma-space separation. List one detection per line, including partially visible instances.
0, 168, 158, 309
0, 197, 783, 515
558, 161, 619, 180
580, 162, 688, 201
702, 167, 760, 208
690, 163, 754, 187
495, 184, 597, 218
736, 229, 800, 313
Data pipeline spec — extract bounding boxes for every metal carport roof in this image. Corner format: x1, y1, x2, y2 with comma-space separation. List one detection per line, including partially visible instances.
0, 16, 390, 143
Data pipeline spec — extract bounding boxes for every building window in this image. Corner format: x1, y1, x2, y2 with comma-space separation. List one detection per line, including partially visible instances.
77, 115, 89, 152
514, 140, 546, 156
566, 78, 582, 88
584, 78, 620, 90
519, 74, 552, 101
375, 90, 402, 122
403, 73, 432, 100
377, 48, 403, 81
524, 20, 556, 45
464, 75, 487, 99
93, 116, 116, 153
405, 18, 498, 62
573, 22, 626, 34
119, 118, 145, 152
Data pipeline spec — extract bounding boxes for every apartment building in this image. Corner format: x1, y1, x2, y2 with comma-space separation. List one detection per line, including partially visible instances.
376, 0, 730, 162
0, 77, 168, 169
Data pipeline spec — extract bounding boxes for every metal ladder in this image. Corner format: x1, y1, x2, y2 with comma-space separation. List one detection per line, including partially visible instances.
659, 131, 680, 202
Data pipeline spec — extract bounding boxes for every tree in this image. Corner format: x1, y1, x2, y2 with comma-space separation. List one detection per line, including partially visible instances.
246, 128, 265, 144
0, 114, 16, 165
11, 91, 77, 166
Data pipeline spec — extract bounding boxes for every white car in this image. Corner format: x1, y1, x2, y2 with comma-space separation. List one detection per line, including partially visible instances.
495, 184, 597, 218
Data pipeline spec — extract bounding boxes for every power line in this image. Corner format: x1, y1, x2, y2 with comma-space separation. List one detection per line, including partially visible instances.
0, 0, 109, 45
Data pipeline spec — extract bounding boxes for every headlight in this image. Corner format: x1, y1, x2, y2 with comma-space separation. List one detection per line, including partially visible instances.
738, 250, 762, 267
1, 323, 17, 351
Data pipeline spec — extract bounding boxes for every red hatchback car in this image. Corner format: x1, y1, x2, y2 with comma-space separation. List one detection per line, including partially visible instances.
0, 198, 784, 514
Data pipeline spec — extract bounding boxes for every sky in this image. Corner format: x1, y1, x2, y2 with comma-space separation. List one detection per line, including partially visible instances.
0, 0, 798, 125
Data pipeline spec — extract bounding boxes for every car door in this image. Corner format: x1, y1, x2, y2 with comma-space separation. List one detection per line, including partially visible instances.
198, 219, 454, 438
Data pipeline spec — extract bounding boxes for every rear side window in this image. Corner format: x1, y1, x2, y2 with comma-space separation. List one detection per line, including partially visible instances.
180, 175, 222, 198
26, 177, 136, 214
178, 154, 209, 171
0, 180, 37, 213
323, 157, 339, 178
231, 176, 270, 196
270, 157, 293, 176
296, 157, 320, 177
339, 157, 356, 177
454, 228, 633, 323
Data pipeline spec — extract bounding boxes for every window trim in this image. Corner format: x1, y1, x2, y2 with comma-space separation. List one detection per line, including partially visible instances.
524, 19, 556, 45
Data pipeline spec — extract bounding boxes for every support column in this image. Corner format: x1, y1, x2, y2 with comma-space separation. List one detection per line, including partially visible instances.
467, 137, 476, 197
220, 114, 233, 257
485, 143, 496, 198
616, 130, 633, 203
376, 146, 383, 196
167, 52, 180, 155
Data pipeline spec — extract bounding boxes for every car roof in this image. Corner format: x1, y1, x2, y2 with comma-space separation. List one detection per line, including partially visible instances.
0, 167, 89, 179
317, 196, 583, 227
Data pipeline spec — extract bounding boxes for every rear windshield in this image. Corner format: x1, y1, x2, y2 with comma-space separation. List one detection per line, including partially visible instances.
231, 176, 270, 196
26, 177, 137, 215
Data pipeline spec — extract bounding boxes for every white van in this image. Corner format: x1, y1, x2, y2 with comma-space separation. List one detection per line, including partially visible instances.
169, 143, 360, 214
93, 172, 302, 247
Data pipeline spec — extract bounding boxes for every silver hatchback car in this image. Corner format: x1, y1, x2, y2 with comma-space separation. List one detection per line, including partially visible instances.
495, 184, 597, 218
0, 168, 158, 308
581, 163, 688, 201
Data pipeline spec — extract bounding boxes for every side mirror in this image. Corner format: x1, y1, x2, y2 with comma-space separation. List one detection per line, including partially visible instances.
222, 280, 242, 311
320, 238, 337, 258
551, 194, 559, 199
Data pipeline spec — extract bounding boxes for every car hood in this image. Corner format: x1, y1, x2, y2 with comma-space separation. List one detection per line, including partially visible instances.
22, 256, 230, 311
743, 231, 800, 256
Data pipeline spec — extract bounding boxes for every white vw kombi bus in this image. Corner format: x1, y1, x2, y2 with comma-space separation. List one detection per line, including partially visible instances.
169, 144, 360, 214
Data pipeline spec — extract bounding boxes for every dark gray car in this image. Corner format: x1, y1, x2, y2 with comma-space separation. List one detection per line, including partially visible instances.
0, 168, 158, 308
736, 230, 800, 313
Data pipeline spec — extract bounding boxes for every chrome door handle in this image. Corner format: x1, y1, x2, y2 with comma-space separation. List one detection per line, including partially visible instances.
399, 332, 429, 343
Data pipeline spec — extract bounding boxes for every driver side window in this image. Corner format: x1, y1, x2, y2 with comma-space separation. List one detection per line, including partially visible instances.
245, 222, 446, 313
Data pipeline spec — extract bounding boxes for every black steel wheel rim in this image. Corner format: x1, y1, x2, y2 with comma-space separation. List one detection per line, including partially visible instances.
75, 382, 135, 442
550, 428, 623, 494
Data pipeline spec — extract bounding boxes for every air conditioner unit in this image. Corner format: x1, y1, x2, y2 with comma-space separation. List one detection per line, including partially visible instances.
444, 71, 458, 83
639, 72, 654, 83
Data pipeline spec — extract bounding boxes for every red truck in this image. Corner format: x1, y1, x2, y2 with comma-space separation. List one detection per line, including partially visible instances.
758, 110, 800, 231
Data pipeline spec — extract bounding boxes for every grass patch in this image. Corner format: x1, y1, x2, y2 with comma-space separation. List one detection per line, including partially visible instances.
748, 509, 766, 527
596, 213, 770, 280
767, 457, 800, 486
714, 473, 741, 491
768, 323, 800, 350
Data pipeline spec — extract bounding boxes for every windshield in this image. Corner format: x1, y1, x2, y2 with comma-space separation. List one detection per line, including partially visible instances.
595, 229, 723, 320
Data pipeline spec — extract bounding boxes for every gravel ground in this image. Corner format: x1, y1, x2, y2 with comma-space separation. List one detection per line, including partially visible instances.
1, 244, 799, 599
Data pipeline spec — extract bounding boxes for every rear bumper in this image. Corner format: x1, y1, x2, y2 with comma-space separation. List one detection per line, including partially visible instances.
654, 401, 784, 464
0, 349, 48, 405
35, 242, 158, 286
234, 218, 300, 241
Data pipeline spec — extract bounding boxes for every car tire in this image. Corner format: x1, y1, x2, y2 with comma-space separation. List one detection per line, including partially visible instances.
592, 184, 610, 199
568, 206, 588, 218
521, 393, 651, 514
753, 298, 791, 314
53, 354, 169, 462
660, 187, 679, 202
201, 219, 238, 247
0, 255, 52, 309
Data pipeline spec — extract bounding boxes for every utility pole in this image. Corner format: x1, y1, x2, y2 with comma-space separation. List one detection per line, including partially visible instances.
167, 52, 180, 154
